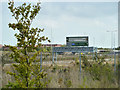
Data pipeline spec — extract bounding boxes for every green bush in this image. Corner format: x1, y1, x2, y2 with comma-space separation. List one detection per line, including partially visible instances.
65, 80, 72, 87
85, 61, 114, 81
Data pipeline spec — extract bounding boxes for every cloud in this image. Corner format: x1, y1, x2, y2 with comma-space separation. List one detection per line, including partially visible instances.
34, 2, 117, 29
1, 0, 119, 2
33, 18, 59, 29
0, 2, 2, 44
40, 2, 117, 19
28, 2, 119, 47
1, 1, 118, 47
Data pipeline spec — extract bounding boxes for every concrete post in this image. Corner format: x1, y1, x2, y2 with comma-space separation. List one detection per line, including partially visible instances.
79, 52, 81, 73
114, 52, 116, 72
93, 52, 94, 60
55, 52, 57, 62
95, 48, 97, 61
52, 52, 54, 64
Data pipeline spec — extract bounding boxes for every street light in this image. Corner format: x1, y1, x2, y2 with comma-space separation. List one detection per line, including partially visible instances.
107, 30, 117, 73
106, 30, 117, 50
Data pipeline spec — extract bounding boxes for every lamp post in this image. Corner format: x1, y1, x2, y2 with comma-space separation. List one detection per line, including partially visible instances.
106, 30, 117, 50
107, 30, 117, 72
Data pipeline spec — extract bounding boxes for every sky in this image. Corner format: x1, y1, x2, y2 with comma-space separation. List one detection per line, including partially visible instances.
0, 1, 118, 48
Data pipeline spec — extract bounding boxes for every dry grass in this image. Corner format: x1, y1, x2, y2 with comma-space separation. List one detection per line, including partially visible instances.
43, 63, 118, 88
1, 51, 119, 88
1, 61, 118, 88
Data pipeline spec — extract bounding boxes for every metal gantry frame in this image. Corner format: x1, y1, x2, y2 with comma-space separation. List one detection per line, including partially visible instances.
113, 51, 120, 74
114, 51, 120, 73
52, 47, 97, 74
40, 47, 118, 74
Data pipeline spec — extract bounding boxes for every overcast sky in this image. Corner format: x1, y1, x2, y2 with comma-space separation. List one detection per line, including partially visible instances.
0, 1, 118, 48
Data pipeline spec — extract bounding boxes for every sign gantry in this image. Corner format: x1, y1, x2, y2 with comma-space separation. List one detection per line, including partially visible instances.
52, 46, 97, 74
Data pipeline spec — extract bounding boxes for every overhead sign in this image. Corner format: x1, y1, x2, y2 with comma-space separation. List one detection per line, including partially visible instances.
53, 47, 97, 53
66, 36, 89, 46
